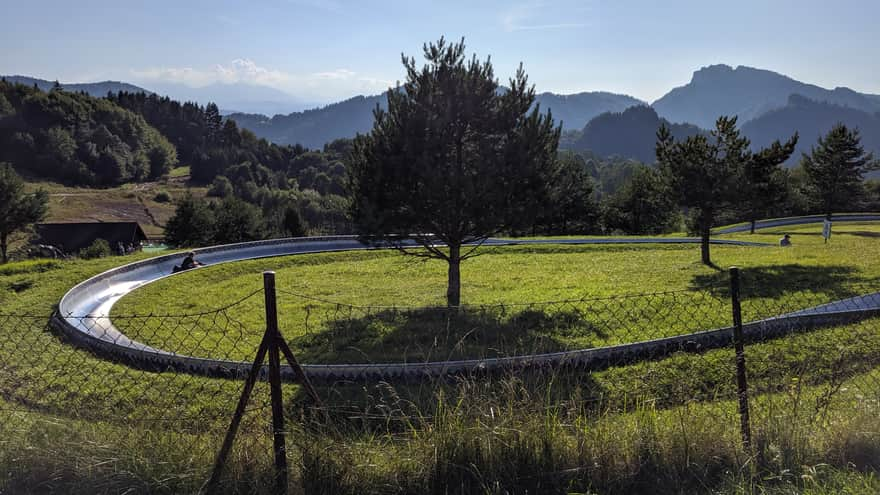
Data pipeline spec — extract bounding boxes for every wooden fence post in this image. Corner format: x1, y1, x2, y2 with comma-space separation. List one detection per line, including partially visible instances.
264, 271, 289, 495
729, 266, 752, 450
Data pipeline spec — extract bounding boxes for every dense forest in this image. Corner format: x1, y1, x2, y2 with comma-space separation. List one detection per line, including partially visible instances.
0, 80, 177, 185
0, 82, 351, 235
106, 91, 351, 235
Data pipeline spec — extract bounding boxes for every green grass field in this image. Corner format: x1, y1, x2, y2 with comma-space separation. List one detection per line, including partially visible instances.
111, 222, 880, 363
1, 221, 879, 493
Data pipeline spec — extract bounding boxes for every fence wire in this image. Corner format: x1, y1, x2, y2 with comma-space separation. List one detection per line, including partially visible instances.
0, 274, 879, 493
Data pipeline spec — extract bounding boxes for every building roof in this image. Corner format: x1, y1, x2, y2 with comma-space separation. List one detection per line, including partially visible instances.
35, 222, 148, 254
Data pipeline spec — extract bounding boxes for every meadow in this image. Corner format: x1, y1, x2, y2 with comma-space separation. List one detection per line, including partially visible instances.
113, 222, 880, 362
0, 221, 879, 493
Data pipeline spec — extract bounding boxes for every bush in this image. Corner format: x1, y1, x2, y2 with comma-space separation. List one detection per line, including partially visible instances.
79, 239, 111, 259
164, 195, 214, 247
153, 191, 172, 203
207, 176, 233, 198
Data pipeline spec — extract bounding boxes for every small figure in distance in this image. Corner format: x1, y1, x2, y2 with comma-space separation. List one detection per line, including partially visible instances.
779, 234, 792, 247
172, 251, 204, 273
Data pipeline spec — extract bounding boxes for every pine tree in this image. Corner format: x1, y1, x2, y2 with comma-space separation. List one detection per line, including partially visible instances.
283, 205, 306, 237
742, 134, 798, 233
0, 163, 48, 263
657, 116, 747, 266
348, 38, 561, 306
204, 102, 223, 143
801, 123, 876, 218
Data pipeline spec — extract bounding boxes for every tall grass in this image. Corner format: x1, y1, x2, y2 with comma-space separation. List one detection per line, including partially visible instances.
290, 367, 880, 494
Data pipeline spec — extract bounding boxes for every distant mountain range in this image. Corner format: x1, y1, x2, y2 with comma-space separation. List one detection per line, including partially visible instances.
561, 94, 879, 178
226, 91, 645, 149
741, 94, 880, 163
228, 94, 387, 149
145, 81, 314, 116
652, 64, 880, 129
5, 66, 879, 169
2, 75, 151, 97
226, 64, 879, 154
0, 75, 313, 115
533, 92, 645, 130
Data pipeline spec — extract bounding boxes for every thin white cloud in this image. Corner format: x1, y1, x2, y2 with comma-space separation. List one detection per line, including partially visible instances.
314, 69, 358, 80
130, 59, 394, 101
502, 1, 591, 32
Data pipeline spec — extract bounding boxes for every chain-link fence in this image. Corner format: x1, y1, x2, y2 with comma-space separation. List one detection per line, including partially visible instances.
1, 269, 878, 493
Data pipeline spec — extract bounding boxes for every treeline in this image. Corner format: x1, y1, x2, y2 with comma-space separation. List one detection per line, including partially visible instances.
164, 194, 306, 247
529, 138, 880, 239
108, 92, 298, 183
0, 80, 177, 184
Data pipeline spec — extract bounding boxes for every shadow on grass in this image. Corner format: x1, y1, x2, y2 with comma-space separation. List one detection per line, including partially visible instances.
847, 230, 880, 238
691, 263, 862, 299
292, 306, 605, 365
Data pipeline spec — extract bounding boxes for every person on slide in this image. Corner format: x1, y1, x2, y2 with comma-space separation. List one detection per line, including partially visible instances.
172, 252, 204, 273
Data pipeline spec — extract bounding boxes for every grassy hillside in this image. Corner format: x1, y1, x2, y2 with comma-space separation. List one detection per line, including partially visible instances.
23, 167, 206, 240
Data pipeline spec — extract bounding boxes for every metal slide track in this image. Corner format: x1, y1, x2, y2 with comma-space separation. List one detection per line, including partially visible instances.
51, 235, 880, 383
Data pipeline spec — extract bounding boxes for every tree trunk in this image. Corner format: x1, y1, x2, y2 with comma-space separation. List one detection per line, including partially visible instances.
700, 226, 711, 266
0, 233, 7, 264
446, 244, 461, 307
750, 219, 756, 234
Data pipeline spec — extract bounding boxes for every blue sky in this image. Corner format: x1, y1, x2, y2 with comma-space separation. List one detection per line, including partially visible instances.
2, 0, 878, 103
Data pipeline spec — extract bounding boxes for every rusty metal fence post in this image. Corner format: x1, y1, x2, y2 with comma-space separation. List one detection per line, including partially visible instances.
264, 271, 289, 494
729, 266, 752, 450
202, 271, 294, 495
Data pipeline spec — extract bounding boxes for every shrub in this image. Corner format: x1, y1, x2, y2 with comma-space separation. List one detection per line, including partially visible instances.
79, 239, 111, 259
207, 176, 234, 198
153, 190, 172, 203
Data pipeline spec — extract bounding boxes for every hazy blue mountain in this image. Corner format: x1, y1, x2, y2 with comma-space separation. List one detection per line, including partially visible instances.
229, 91, 644, 148
533, 91, 645, 130
741, 94, 880, 176
145, 81, 314, 115
228, 94, 386, 148
2, 75, 151, 97
652, 64, 880, 129
562, 105, 704, 163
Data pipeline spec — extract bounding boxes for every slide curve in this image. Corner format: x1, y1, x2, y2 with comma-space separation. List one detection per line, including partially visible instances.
51, 234, 880, 383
